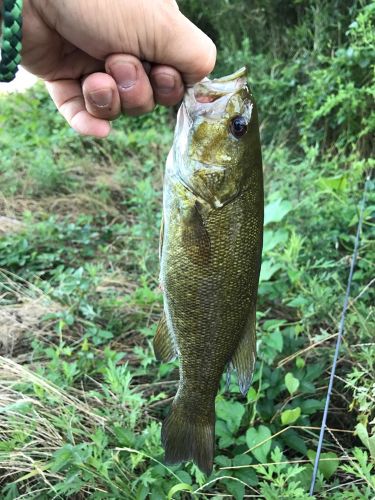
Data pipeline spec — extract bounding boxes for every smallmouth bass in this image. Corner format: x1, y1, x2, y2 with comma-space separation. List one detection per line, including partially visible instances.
154, 67, 263, 474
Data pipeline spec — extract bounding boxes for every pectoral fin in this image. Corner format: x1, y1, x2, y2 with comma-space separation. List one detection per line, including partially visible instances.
153, 314, 177, 362
231, 308, 257, 395
181, 202, 211, 266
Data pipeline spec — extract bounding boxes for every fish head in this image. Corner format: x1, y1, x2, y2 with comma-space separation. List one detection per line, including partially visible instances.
172, 67, 261, 209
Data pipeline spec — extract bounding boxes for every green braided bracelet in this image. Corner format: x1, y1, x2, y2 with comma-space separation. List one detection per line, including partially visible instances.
0, 0, 23, 82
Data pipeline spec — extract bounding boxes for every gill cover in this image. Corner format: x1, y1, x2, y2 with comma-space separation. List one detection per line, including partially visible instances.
172, 67, 255, 209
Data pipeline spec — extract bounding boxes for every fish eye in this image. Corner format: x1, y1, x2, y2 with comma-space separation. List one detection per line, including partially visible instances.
229, 115, 248, 138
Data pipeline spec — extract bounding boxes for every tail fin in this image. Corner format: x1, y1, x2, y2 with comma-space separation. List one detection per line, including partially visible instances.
161, 400, 215, 475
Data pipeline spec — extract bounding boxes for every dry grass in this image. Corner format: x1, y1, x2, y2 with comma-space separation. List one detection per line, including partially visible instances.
0, 357, 108, 495
0, 195, 45, 219
0, 193, 119, 220
0, 163, 128, 221
0, 272, 61, 357
0, 217, 26, 236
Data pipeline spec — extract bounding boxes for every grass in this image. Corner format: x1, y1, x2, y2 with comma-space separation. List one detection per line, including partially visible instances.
0, 1, 374, 497
0, 82, 372, 499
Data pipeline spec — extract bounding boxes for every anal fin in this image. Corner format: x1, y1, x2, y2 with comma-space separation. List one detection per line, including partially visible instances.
232, 308, 257, 396
153, 314, 176, 362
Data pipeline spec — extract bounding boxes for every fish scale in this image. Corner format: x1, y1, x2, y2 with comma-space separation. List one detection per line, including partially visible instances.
154, 67, 263, 474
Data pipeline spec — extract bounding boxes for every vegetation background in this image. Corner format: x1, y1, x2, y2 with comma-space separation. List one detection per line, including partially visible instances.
0, 0, 374, 498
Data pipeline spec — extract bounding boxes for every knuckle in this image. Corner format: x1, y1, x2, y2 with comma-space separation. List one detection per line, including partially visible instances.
152, 3, 178, 55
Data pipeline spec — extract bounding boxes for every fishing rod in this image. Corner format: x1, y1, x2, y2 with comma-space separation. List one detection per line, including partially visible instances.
309, 174, 372, 496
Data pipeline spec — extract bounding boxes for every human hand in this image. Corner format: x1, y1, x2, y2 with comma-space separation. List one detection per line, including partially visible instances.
19, 0, 216, 137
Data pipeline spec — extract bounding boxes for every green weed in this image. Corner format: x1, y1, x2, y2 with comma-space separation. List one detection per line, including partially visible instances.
0, 0, 374, 498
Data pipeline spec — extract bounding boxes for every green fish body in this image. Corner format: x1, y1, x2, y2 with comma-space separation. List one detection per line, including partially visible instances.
154, 68, 263, 474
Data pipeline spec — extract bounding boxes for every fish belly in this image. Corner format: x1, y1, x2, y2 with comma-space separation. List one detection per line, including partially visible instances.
160, 185, 262, 473
166, 190, 260, 390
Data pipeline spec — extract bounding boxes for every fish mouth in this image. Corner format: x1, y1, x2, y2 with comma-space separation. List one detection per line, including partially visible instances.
211, 66, 247, 82
183, 67, 249, 118
195, 66, 248, 98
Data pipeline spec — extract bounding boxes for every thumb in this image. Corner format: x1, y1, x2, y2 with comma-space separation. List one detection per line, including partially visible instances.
147, 4, 217, 84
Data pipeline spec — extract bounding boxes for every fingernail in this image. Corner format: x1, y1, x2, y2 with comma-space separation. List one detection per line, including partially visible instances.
111, 62, 137, 90
89, 89, 113, 108
155, 73, 176, 94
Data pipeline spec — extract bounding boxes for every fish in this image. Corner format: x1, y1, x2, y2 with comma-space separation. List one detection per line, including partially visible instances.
154, 67, 263, 475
